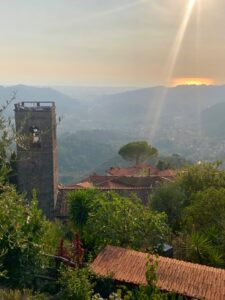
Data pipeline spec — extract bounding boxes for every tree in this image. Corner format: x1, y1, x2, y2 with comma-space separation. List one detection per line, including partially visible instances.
118, 141, 157, 165
150, 181, 186, 232
148, 162, 225, 266
0, 187, 59, 288
184, 187, 225, 232
0, 96, 65, 295
58, 266, 93, 300
68, 190, 169, 253
68, 189, 97, 235
185, 232, 223, 267
178, 162, 225, 202
0, 289, 48, 300
156, 160, 171, 171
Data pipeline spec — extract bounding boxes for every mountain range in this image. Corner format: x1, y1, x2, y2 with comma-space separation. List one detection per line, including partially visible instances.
1, 83, 225, 136
1, 83, 225, 181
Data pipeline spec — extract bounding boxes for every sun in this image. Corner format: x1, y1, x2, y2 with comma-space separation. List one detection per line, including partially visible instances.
189, 0, 197, 4
172, 77, 215, 86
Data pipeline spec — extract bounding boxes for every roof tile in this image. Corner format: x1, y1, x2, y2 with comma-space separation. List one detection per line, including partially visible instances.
91, 245, 225, 300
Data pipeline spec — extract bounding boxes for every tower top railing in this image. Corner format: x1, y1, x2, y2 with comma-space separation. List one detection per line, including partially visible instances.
14, 101, 55, 112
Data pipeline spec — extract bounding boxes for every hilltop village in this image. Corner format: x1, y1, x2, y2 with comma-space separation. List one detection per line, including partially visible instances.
15, 101, 175, 220
2, 101, 223, 299
2, 0, 225, 298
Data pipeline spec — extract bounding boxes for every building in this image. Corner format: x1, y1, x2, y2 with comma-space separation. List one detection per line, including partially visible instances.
106, 164, 159, 176
55, 173, 173, 219
106, 164, 176, 178
14, 102, 175, 220
91, 245, 225, 300
14, 101, 58, 219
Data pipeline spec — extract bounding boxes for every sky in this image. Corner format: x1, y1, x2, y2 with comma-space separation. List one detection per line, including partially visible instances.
0, 0, 225, 87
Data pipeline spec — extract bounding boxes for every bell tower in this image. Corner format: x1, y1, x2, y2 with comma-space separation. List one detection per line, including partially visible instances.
14, 101, 58, 219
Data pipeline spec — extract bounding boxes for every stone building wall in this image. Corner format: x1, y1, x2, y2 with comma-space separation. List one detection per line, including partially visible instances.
15, 102, 58, 219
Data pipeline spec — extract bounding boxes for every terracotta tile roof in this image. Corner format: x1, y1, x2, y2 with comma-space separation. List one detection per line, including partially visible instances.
96, 181, 132, 189
91, 245, 225, 300
107, 164, 159, 176
76, 181, 93, 188
61, 174, 168, 190
56, 174, 173, 217
157, 169, 176, 177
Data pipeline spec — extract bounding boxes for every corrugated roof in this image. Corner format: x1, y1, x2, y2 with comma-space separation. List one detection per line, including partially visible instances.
91, 245, 225, 300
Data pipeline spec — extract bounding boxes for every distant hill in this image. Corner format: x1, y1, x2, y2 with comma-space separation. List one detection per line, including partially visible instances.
88, 84, 225, 131
2, 83, 225, 170
58, 129, 134, 183
202, 102, 225, 139
0, 84, 87, 133
53, 85, 137, 101
0, 84, 81, 114
2, 84, 225, 135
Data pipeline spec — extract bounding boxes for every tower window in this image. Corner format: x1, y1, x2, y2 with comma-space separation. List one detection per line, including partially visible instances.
30, 126, 41, 147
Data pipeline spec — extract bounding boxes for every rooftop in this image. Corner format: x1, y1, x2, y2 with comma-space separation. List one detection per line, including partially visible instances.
14, 101, 55, 112
91, 245, 225, 300
60, 173, 168, 190
106, 164, 160, 177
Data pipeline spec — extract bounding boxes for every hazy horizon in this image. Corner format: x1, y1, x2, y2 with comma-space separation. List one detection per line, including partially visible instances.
1, 0, 225, 86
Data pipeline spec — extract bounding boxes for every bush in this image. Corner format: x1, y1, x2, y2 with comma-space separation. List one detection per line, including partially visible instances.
58, 266, 93, 300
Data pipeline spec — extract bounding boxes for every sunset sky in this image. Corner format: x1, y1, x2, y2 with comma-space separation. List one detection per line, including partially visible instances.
0, 0, 225, 86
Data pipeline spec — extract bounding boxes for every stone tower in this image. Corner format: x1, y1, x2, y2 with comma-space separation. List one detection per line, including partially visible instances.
14, 101, 58, 219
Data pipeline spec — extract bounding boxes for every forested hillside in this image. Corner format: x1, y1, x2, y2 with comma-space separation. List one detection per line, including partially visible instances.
2, 84, 225, 180
58, 130, 133, 183
202, 102, 225, 139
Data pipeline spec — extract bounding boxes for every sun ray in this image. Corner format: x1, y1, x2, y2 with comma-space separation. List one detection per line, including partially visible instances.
166, 0, 197, 83
148, 0, 198, 141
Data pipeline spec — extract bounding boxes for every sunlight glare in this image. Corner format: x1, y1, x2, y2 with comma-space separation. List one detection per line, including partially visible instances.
148, 0, 198, 141
166, 0, 197, 83
172, 77, 215, 86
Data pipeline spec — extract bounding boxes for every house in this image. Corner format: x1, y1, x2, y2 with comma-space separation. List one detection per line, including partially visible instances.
56, 173, 172, 219
106, 163, 176, 178
91, 245, 225, 300
106, 163, 160, 176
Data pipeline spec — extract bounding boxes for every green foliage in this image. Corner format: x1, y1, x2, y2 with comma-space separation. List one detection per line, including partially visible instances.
0, 100, 62, 291
0, 120, 14, 183
131, 257, 161, 300
91, 273, 117, 298
58, 130, 132, 184
115, 257, 185, 300
156, 160, 171, 171
0, 249, 8, 278
150, 182, 186, 232
181, 187, 225, 266
154, 154, 191, 170
68, 189, 96, 233
149, 162, 225, 266
185, 232, 223, 267
178, 162, 225, 201
0, 289, 48, 300
0, 186, 58, 288
58, 266, 93, 300
118, 141, 158, 165
184, 187, 225, 232
69, 190, 169, 253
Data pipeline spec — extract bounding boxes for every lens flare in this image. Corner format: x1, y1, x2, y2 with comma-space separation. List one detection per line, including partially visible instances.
166, 0, 197, 83
148, 0, 198, 141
